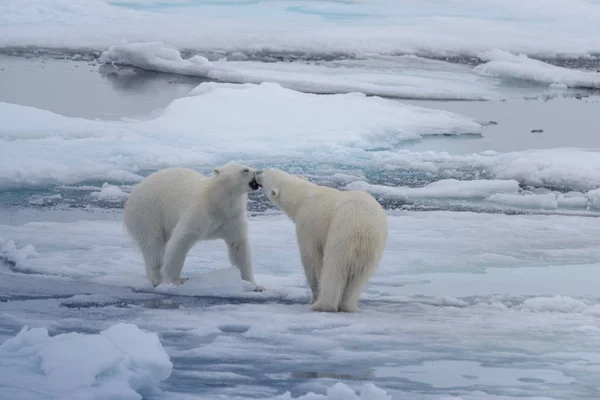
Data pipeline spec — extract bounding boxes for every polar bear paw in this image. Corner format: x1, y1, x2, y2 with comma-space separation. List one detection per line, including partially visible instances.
311, 300, 339, 313
253, 284, 266, 292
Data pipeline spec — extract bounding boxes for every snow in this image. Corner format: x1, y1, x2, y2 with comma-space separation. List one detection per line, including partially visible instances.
1, 0, 600, 58
0, 323, 172, 400
0, 83, 482, 190
475, 50, 600, 89
345, 179, 519, 199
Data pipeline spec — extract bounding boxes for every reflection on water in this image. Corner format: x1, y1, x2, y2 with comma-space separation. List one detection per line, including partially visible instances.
0, 54, 206, 120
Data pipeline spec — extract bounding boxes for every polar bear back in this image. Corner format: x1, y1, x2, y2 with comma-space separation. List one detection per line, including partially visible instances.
124, 168, 208, 237
291, 187, 387, 262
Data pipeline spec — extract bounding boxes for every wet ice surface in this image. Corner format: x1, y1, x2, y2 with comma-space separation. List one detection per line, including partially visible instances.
1, 212, 600, 399
2, 1, 600, 397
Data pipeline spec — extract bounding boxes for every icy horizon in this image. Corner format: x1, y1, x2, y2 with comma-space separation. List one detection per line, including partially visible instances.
2, 0, 600, 58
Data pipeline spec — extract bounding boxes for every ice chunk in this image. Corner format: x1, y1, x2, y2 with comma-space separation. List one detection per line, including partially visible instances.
486, 193, 558, 210
269, 382, 392, 400
377, 148, 600, 192
0, 323, 172, 400
89, 182, 129, 204
521, 296, 588, 313
586, 188, 600, 209
28, 194, 63, 206
557, 192, 589, 208
0, 238, 38, 265
345, 179, 519, 199
475, 50, 600, 89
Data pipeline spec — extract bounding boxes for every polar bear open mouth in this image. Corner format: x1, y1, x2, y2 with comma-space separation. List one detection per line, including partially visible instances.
249, 178, 260, 190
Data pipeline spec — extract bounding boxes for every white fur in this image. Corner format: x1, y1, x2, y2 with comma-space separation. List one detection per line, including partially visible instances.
124, 162, 262, 290
256, 169, 388, 312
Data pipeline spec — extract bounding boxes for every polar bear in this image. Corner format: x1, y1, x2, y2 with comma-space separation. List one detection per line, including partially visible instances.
255, 168, 388, 312
123, 163, 263, 290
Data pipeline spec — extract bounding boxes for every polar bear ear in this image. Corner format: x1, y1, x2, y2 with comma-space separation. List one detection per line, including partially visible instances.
213, 168, 221, 176
270, 188, 280, 198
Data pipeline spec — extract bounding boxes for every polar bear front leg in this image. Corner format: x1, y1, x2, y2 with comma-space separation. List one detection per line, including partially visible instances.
160, 225, 198, 284
223, 223, 263, 291
296, 232, 322, 304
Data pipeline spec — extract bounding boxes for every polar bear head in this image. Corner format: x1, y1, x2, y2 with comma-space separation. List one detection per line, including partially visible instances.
212, 162, 260, 193
255, 168, 311, 218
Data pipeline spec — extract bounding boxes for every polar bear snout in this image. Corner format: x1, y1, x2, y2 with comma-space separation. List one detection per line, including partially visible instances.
248, 176, 260, 190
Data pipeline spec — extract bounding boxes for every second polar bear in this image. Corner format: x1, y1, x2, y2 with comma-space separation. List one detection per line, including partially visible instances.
255, 168, 388, 312
124, 162, 263, 290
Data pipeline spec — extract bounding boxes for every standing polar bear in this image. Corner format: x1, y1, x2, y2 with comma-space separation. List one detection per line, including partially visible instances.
255, 168, 388, 312
124, 163, 263, 290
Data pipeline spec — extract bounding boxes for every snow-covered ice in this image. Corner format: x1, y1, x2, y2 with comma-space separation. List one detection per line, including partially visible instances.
2, 0, 600, 58
475, 50, 600, 89
0, 82, 483, 190
101, 42, 599, 100
2, 84, 600, 202
346, 179, 520, 199
100, 42, 498, 101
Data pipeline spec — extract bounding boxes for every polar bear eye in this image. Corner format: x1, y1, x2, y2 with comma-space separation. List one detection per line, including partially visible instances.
242, 168, 249, 173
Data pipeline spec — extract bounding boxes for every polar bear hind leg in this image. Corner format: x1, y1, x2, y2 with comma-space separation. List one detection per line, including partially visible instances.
311, 248, 349, 312
140, 236, 165, 286
160, 223, 199, 284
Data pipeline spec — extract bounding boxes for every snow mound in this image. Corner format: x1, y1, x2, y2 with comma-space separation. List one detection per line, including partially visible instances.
475, 50, 600, 89
272, 382, 391, 400
0, 323, 173, 400
345, 179, 519, 199
139, 82, 482, 149
100, 42, 495, 100
89, 182, 129, 204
